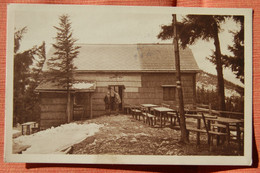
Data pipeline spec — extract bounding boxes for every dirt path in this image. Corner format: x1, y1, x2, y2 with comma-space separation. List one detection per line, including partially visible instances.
72, 114, 240, 155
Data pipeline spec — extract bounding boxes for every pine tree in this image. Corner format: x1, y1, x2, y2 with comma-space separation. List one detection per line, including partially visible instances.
25, 42, 47, 122
47, 14, 80, 122
223, 16, 244, 83
14, 49, 34, 124
13, 28, 46, 125
158, 15, 228, 111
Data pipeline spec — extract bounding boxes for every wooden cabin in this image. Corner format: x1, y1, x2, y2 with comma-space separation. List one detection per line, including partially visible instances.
35, 44, 200, 129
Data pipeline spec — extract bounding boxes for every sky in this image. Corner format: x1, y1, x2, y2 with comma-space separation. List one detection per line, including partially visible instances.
12, 4, 243, 86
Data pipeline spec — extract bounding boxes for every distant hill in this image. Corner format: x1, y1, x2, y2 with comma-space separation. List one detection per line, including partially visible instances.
196, 71, 244, 98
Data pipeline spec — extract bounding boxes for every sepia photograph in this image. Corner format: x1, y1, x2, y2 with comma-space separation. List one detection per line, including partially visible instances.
5, 4, 252, 165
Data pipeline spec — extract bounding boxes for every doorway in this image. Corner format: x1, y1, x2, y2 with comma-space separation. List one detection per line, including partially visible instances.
109, 85, 124, 111
73, 92, 91, 120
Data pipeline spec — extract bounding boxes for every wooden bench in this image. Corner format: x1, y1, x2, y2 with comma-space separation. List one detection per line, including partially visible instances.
160, 104, 181, 126
184, 106, 244, 152
210, 117, 244, 150
21, 122, 38, 135
130, 105, 142, 120
186, 126, 225, 148
230, 126, 244, 144
186, 127, 207, 133
185, 113, 208, 145
185, 112, 228, 148
141, 107, 156, 126
123, 104, 132, 114
228, 122, 244, 151
201, 114, 231, 150
207, 129, 229, 148
198, 107, 244, 149
167, 111, 179, 126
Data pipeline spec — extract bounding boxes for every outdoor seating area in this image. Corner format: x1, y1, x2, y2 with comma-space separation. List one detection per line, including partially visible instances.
126, 103, 175, 128
21, 122, 39, 135
126, 103, 244, 153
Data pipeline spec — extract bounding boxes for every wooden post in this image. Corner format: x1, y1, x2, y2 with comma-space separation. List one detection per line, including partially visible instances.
197, 119, 201, 145
209, 103, 212, 115
237, 123, 242, 154
193, 73, 197, 108
172, 14, 189, 143
67, 91, 71, 123
90, 93, 93, 119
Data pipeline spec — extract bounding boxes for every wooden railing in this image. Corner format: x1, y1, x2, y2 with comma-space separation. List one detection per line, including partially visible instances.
195, 104, 244, 119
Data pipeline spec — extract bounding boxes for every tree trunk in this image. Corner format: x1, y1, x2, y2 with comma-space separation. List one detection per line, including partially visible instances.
67, 87, 71, 123
172, 14, 189, 144
213, 21, 226, 111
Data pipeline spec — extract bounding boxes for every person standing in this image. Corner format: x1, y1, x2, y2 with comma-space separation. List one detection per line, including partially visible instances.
114, 90, 121, 115
104, 91, 111, 116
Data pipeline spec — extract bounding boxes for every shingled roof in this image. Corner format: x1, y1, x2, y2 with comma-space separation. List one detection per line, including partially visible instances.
37, 44, 200, 91
45, 43, 200, 72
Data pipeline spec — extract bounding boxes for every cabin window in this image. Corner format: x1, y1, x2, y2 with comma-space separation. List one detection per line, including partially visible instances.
162, 85, 176, 101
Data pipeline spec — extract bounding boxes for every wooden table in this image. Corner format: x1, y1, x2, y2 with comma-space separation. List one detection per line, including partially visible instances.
185, 113, 244, 152
185, 114, 217, 119
141, 104, 158, 107
21, 122, 37, 135
153, 107, 174, 127
185, 113, 217, 145
140, 104, 158, 112
212, 117, 244, 152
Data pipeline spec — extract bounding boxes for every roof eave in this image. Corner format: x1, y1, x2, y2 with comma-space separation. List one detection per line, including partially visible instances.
35, 89, 96, 93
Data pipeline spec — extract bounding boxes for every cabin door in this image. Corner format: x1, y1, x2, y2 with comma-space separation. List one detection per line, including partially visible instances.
109, 85, 124, 111
73, 92, 90, 120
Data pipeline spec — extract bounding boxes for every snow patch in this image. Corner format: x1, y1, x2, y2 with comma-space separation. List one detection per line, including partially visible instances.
13, 122, 103, 154
225, 88, 240, 97
197, 82, 216, 91
12, 129, 22, 138
72, 82, 94, 89
197, 82, 240, 98
13, 129, 20, 135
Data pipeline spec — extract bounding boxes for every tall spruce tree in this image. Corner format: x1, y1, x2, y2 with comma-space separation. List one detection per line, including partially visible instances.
47, 14, 80, 122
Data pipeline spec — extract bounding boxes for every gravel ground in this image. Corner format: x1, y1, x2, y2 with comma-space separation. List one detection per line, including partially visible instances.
72, 114, 242, 155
